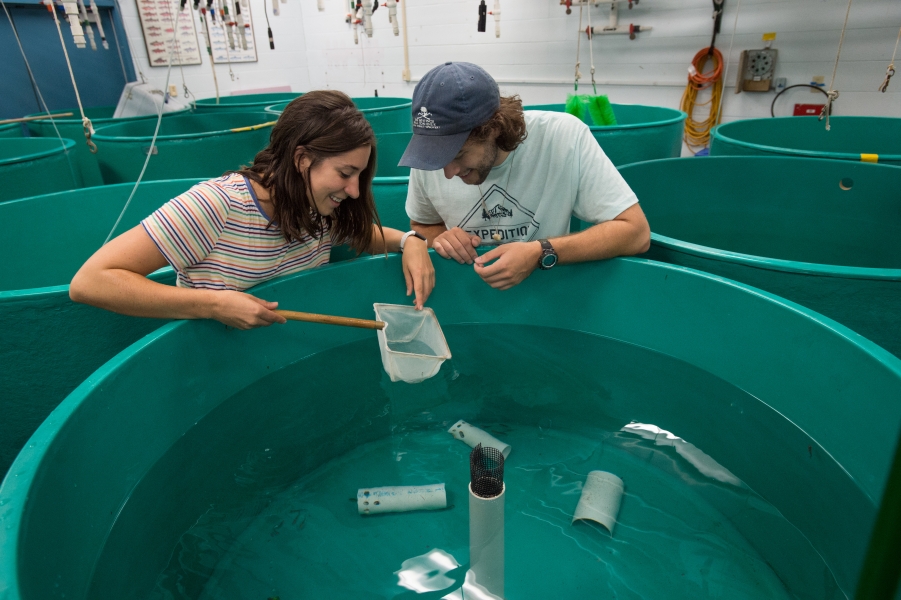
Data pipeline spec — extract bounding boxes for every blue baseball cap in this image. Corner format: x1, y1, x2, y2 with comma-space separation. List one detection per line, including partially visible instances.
398, 62, 500, 171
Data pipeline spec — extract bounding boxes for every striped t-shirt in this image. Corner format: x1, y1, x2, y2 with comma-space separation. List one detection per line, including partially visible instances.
142, 173, 331, 290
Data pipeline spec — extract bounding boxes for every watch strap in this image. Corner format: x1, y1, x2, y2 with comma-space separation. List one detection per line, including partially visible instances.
400, 230, 426, 252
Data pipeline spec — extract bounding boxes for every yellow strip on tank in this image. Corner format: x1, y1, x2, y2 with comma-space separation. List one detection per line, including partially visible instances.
860, 153, 879, 163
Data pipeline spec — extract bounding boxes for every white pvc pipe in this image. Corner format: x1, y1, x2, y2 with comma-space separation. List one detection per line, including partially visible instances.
468, 482, 505, 598
357, 484, 447, 515
572, 470, 623, 535
400, 0, 410, 80
492, 0, 500, 37
448, 420, 510, 458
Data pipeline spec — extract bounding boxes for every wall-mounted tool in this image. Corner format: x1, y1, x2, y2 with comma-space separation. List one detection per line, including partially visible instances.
58, 1, 87, 48
576, 1, 651, 39
734, 33, 779, 93
75, 0, 97, 49
477, 0, 486, 32
233, 0, 247, 49
362, 0, 372, 36
385, 0, 398, 35
490, 0, 499, 37
88, 0, 108, 48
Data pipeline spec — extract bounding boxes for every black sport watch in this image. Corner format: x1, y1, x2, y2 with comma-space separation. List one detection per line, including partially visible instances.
537, 239, 558, 270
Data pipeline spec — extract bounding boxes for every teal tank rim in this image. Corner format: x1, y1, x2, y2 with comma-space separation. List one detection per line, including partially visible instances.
0, 176, 404, 297
91, 112, 277, 142
3, 256, 901, 598
0, 137, 75, 166
356, 99, 413, 113
24, 106, 190, 126
265, 97, 413, 115
194, 92, 303, 108
623, 156, 901, 281
651, 233, 901, 281
0, 122, 21, 132
524, 103, 687, 132
0, 267, 176, 300
711, 117, 901, 162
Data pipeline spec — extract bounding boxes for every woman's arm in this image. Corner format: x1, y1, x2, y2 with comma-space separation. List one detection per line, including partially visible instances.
69, 225, 287, 329
368, 225, 434, 309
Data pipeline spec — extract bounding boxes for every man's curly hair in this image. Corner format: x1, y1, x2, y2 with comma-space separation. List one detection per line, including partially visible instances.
467, 95, 528, 151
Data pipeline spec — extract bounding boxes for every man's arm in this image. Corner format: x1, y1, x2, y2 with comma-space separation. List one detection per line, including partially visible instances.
550, 202, 650, 263
412, 220, 482, 265
410, 220, 449, 245
473, 203, 650, 290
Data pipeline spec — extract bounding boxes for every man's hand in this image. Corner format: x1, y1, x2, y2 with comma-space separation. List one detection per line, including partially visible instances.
210, 292, 288, 330
432, 227, 481, 264
401, 236, 435, 309
473, 241, 542, 290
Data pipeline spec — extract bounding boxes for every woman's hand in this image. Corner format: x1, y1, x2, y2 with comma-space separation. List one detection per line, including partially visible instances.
209, 292, 288, 329
401, 236, 435, 309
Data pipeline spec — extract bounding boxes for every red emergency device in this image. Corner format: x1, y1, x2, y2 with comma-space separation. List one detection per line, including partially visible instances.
794, 104, 825, 116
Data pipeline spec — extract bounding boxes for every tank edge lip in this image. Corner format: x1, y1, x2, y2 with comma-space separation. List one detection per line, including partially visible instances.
650, 233, 901, 281
91, 112, 275, 143
0, 138, 76, 166
22, 106, 190, 128
711, 118, 901, 162
3, 255, 901, 596
524, 103, 688, 131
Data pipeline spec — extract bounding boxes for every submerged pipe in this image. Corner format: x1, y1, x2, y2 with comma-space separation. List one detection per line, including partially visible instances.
469, 444, 505, 598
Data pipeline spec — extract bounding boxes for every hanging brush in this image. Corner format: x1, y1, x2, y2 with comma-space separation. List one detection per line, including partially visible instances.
565, 94, 617, 126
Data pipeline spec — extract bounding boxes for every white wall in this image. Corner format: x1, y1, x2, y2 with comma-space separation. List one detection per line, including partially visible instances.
120, 0, 312, 100
296, 0, 901, 121
123, 0, 901, 126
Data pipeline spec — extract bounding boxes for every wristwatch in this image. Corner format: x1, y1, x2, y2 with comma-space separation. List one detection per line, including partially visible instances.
400, 230, 427, 252
537, 239, 558, 270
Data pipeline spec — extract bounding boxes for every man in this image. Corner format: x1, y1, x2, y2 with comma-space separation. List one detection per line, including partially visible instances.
399, 61, 650, 290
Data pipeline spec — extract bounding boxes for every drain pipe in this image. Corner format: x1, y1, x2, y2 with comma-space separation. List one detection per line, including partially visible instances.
469, 443, 505, 598
401, 0, 410, 81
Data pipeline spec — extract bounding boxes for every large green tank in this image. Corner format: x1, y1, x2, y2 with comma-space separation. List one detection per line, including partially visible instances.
0, 138, 81, 202
266, 97, 413, 134
617, 156, 901, 358
1, 255, 899, 598
25, 106, 189, 187
0, 122, 23, 138
710, 116, 901, 165
0, 180, 202, 478
524, 103, 686, 166
194, 92, 303, 113
91, 112, 276, 183
373, 131, 412, 177
0, 177, 409, 478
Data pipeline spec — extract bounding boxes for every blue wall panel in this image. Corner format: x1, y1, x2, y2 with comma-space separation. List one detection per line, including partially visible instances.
1, 1, 136, 120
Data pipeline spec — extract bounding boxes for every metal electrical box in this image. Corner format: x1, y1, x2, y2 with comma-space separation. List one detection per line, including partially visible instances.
735, 48, 778, 92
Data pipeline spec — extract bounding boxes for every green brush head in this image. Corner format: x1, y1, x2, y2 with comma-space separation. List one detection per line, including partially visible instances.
565, 94, 618, 127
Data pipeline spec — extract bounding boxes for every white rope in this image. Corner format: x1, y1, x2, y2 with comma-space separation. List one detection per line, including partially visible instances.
714, 0, 742, 126
1, 0, 80, 185
820, 0, 853, 131
574, 2, 583, 90
586, 0, 596, 94
49, 0, 97, 152
102, 11, 180, 245
878, 24, 901, 92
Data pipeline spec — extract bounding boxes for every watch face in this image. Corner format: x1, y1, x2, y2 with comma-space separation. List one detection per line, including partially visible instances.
541, 252, 557, 268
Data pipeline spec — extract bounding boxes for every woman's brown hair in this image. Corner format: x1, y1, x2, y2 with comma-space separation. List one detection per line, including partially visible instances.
237, 90, 380, 254
467, 95, 528, 151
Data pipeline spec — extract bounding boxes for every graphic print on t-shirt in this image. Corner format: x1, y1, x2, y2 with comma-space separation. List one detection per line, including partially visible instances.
458, 184, 541, 243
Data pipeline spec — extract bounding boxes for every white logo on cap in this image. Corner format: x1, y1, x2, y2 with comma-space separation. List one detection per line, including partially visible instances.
414, 106, 439, 130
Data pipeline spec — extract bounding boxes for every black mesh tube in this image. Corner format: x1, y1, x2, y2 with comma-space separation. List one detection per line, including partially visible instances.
470, 443, 504, 498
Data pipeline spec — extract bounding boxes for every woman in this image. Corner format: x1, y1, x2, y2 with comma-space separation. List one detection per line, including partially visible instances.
70, 91, 434, 329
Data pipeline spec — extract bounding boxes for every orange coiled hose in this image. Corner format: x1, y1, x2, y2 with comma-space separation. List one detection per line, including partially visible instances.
681, 47, 724, 151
